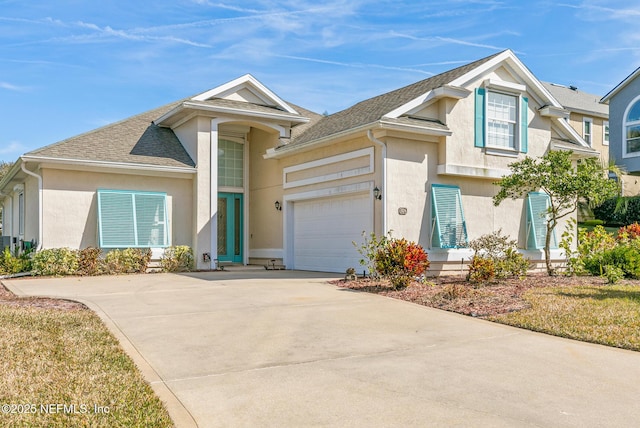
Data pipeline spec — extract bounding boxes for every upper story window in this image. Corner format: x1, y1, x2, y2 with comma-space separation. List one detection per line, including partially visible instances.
487, 92, 517, 149
475, 87, 528, 154
583, 118, 593, 145
625, 98, 640, 156
603, 121, 609, 146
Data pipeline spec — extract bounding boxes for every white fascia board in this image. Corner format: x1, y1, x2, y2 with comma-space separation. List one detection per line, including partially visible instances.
550, 142, 600, 158
20, 155, 197, 175
154, 104, 186, 126
483, 78, 526, 93
182, 101, 309, 124
192, 74, 299, 114
450, 49, 563, 109
602, 66, 640, 103
539, 105, 570, 119
385, 85, 470, 119
264, 123, 376, 159
379, 119, 452, 136
556, 118, 590, 148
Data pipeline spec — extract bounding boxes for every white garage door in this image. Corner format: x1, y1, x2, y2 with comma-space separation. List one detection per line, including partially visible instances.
292, 193, 373, 273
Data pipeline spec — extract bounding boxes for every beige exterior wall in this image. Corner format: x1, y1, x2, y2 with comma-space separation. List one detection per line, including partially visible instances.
40, 168, 194, 250
568, 112, 609, 164
248, 127, 283, 261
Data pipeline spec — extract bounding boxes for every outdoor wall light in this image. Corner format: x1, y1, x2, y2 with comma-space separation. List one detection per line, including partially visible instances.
275, 201, 282, 211
373, 187, 382, 200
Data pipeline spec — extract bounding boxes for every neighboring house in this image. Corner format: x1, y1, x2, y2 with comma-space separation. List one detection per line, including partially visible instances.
602, 66, 640, 196
0, 49, 597, 274
542, 82, 609, 163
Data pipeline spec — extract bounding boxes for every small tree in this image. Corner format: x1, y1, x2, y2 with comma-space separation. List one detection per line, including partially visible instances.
493, 150, 618, 275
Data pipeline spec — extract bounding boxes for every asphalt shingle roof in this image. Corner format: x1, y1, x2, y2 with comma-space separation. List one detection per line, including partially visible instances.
542, 82, 608, 117
27, 101, 195, 168
287, 51, 503, 147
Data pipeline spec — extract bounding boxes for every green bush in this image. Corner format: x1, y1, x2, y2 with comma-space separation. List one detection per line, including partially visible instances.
31, 248, 79, 276
77, 247, 103, 276
160, 246, 194, 272
593, 196, 640, 226
0, 247, 32, 275
374, 237, 429, 289
353, 231, 390, 278
104, 248, 151, 274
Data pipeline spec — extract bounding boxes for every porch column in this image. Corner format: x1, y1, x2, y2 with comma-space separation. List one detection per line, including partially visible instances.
210, 119, 220, 269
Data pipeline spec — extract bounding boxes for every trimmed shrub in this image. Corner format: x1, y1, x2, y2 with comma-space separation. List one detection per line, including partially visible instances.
104, 248, 151, 274
31, 248, 79, 276
160, 246, 194, 272
374, 237, 430, 289
354, 231, 390, 278
77, 247, 103, 276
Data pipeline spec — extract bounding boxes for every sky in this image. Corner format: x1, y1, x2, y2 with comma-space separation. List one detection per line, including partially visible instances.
1, 0, 640, 163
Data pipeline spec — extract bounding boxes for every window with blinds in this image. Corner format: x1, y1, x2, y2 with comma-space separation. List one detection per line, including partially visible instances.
97, 190, 168, 248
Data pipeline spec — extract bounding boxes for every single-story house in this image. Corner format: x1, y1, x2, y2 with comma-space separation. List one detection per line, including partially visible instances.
0, 49, 596, 273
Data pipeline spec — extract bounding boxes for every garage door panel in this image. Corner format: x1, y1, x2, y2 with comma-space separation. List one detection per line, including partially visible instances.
293, 193, 372, 273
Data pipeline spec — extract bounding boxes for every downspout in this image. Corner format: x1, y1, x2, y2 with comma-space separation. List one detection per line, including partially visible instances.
367, 130, 387, 234
20, 162, 43, 251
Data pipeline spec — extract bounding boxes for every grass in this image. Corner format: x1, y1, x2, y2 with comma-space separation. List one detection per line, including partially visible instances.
0, 304, 174, 427
489, 283, 640, 351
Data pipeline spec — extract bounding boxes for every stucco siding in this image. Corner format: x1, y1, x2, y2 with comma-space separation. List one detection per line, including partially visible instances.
41, 168, 193, 250
248, 127, 284, 259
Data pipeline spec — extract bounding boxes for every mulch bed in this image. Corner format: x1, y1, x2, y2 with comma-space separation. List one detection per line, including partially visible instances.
0, 282, 87, 311
333, 274, 614, 318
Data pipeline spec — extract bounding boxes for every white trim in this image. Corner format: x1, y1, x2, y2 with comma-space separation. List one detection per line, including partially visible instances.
483, 78, 526, 93
603, 120, 610, 146
192, 74, 299, 114
437, 164, 511, 179
385, 85, 471, 119
623, 94, 640, 158
602, 66, 640, 103
283, 147, 374, 189
378, 119, 452, 136
583, 117, 593, 146
19, 155, 196, 174
538, 105, 569, 119
249, 248, 284, 259
284, 181, 373, 203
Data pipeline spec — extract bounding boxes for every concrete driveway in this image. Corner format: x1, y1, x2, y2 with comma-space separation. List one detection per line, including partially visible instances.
5, 270, 640, 427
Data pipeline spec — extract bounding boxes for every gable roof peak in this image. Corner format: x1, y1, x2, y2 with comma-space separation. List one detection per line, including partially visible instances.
191, 74, 298, 114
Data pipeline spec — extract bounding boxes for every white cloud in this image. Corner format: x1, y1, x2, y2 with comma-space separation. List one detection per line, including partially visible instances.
0, 82, 27, 91
0, 141, 25, 156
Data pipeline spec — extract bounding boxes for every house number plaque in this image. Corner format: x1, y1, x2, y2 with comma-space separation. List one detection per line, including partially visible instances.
398, 207, 407, 215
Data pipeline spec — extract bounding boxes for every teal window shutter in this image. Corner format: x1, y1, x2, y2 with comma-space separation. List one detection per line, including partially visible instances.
431, 184, 468, 249
520, 96, 528, 153
98, 190, 169, 248
526, 192, 557, 250
475, 88, 486, 148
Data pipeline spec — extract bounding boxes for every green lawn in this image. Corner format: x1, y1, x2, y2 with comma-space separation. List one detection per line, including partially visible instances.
489, 284, 640, 351
0, 304, 174, 428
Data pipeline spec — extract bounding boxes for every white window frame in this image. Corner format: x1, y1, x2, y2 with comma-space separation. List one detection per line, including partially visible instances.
486, 90, 519, 150
603, 120, 609, 146
583, 118, 593, 146
624, 95, 640, 158
18, 191, 24, 237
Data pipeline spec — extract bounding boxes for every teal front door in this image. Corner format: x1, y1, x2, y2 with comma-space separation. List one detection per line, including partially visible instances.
217, 193, 243, 263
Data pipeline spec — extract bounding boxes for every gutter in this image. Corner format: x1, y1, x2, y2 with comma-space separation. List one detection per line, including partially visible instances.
366, 130, 388, 234
20, 161, 43, 251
